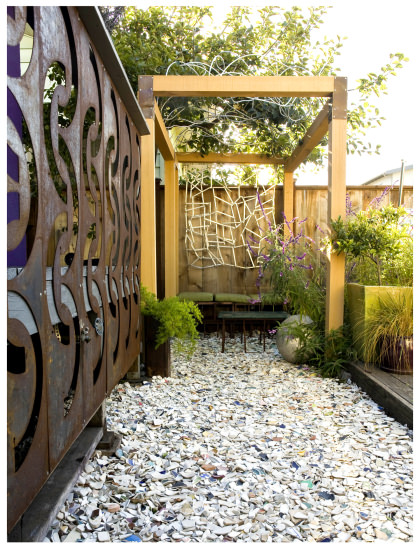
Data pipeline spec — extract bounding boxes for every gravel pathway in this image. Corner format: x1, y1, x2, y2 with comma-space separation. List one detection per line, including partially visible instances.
46, 334, 413, 543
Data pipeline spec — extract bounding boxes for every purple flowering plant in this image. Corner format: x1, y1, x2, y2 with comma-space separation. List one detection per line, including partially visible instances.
248, 193, 327, 324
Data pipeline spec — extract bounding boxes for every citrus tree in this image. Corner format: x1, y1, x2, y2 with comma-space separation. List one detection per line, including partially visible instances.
328, 205, 413, 286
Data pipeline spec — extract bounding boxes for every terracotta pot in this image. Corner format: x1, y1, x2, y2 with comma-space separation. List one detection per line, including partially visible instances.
381, 335, 413, 375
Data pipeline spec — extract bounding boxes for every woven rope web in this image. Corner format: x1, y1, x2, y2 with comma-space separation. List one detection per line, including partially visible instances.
183, 166, 277, 269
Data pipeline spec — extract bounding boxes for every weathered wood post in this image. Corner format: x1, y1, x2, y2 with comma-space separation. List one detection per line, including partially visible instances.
138, 76, 157, 295
326, 77, 347, 332
164, 159, 179, 298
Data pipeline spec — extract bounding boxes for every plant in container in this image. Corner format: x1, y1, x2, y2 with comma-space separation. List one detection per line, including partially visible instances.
248, 200, 355, 374
248, 205, 326, 321
328, 203, 413, 287
140, 284, 202, 377
361, 291, 413, 374
326, 201, 413, 363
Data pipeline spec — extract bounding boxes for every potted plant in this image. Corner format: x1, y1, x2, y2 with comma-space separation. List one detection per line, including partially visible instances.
327, 202, 413, 362
140, 284, 202, 377
361, 292, 413, 374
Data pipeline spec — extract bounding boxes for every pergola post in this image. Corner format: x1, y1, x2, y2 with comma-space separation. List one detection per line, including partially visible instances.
326, 77, 347, 332
283, 171, 295, 230
175, 163, 180, 289
164, 159, 178, 297
138, 76, 157, 294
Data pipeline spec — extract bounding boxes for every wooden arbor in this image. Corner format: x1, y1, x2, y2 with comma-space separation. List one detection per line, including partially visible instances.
138, 75, 347, 332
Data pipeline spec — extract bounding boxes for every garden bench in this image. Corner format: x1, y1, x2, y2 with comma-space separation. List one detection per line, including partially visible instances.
218, 310, 289, 353
178, 291, 259, 333
177, 291, 286, 335
177, 291, 217, 334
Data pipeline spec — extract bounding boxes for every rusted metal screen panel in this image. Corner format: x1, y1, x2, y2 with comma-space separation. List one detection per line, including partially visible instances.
7, 6, 142, 532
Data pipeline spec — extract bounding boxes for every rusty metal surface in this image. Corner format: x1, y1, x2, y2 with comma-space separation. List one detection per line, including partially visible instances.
7, 6, 143, 532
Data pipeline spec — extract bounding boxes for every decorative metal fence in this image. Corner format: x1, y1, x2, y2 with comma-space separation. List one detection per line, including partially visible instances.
7, 6, 146, 532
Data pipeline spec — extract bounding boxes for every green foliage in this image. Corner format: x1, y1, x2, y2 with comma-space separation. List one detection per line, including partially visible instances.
361, 292, 413, 371
105, 6, 407, 161
251, 209, 360, 378
289, 323, 356, 378
349, 236, 413, 287
140, 284, 202, 357
328, 205, 413, 286
264, 248, 326, 324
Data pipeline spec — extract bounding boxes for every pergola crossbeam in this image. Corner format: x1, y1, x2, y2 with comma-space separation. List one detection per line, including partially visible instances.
176, 152, 285, 165
152, 75, 335, 98
155, 100, 175, 161
284, 100, 331, 172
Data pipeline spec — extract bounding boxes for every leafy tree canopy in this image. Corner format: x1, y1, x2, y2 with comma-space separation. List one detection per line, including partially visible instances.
101, 5, 407, 163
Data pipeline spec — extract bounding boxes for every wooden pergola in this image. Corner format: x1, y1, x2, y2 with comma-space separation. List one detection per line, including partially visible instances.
138, 75, 347, 331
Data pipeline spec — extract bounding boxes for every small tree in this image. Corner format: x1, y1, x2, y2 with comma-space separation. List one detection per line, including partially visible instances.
328, 205, 413, 286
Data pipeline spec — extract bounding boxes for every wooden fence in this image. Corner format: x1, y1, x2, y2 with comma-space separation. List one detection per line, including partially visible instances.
175, 184, 413, 295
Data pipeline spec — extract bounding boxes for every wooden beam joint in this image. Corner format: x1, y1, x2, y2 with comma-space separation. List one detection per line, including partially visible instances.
138, 75, 154, 119
331, 77, 347, 120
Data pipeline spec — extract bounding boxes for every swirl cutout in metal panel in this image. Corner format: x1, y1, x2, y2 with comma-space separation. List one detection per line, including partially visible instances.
7, 314, 43, 473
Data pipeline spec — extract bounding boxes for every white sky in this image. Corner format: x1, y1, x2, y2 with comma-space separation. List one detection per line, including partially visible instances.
294, 0, 418, 186
10, 0, 414, 186
3, 1, 417, 186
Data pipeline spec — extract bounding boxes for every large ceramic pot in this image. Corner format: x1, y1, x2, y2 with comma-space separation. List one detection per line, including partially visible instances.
381, 335, 413, 374
275, 314, 313, 363
347, 283, 413, 362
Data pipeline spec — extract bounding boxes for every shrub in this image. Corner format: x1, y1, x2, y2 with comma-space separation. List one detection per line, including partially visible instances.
287, 322, 356, 378
248, 203, 326, 325
327, 204, 413, 286
140, 284, 202, 357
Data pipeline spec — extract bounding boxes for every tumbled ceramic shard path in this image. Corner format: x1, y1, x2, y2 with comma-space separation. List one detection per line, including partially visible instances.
45, 334, 413, 543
